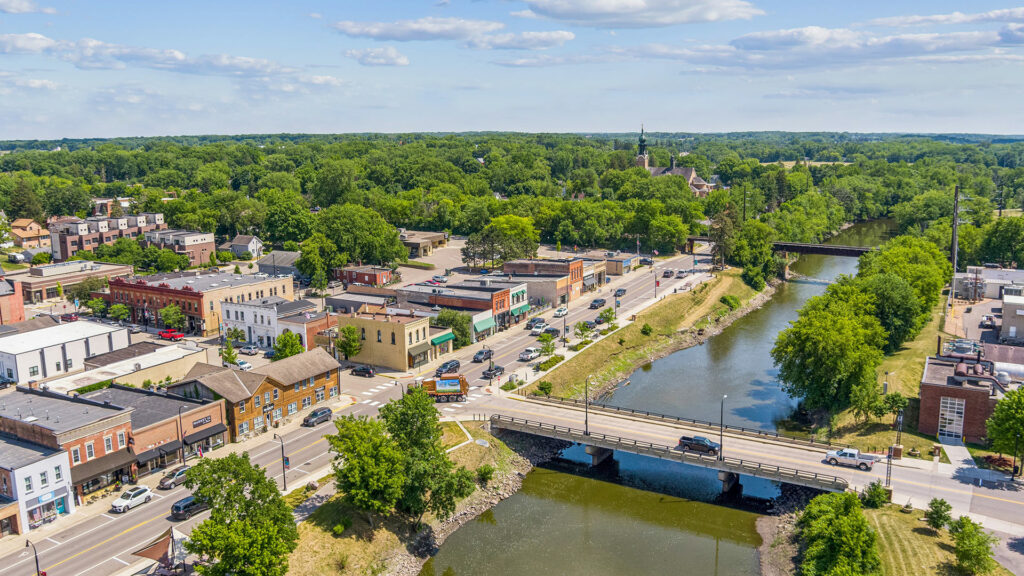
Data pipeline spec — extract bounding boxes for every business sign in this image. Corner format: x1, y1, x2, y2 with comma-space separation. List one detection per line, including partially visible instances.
263, 403, 275, 414
38, 491, 55, 503
436, 378, 462, 394
192, 415, 212, 428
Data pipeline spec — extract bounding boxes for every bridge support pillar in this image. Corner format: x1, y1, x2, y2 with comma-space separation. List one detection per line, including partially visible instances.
781, 251, 790, 279
718, 471, 742, 496
585, 445, 614, 467
685, 239, 695, 254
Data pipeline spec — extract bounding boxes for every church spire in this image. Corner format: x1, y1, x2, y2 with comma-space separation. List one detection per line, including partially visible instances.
636, 124, 649, 169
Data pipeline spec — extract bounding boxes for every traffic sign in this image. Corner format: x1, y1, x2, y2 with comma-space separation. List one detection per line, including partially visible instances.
284, 456, 290, 469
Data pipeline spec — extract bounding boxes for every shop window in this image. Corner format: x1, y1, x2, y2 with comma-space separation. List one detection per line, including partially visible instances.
71, 448, 80, 464
118, 432, 125, 449
391, 332, 396, 345
302, 397, 311, 408
329, 386, 338, 398
287, 402, 297, 415
239, 421, 250, 435
254, 415, 264, 430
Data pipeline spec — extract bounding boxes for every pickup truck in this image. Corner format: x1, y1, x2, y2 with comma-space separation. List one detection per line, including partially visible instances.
678, 435, 720, 456
826, 448, 875, 471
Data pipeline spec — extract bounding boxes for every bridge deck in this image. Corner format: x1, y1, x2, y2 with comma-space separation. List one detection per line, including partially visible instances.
686, 236, 870, 257
490, 414, 849, 493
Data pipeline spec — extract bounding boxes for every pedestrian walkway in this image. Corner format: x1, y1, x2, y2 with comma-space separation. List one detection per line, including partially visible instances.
939, 439, 1010, 483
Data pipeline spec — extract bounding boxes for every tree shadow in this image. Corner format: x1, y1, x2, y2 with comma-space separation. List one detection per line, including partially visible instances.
1006, 536, 1024, 555
912, 526, 941, 537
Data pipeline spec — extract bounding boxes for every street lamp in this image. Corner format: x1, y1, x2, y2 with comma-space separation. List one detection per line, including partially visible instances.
177, 405, 187, 465
719, 394, 727, 461
272, 433, 288, 492
1013, 433, 1021, 481
26, 540, 41, 576
584, 374, 593, 436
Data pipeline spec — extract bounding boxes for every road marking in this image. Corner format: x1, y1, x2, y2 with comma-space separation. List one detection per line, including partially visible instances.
361, 391, 373, 396
44, 512, 163, 572
369, 401, 381, 406
101, 514, 116, 520
442, 408, 456, 412
73, 557, 124, 576
45, 537, 60, 544
361, 399, 372, 404
470, 386, 480, 390
111, 556, 130, 565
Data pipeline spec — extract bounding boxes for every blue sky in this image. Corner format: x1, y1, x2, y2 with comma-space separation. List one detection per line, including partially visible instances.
2, 1, 1024, 139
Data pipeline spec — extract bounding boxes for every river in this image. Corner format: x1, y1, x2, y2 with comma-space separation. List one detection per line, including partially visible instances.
419, 220, 893, 576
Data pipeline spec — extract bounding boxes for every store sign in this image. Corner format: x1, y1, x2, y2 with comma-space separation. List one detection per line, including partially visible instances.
263, 403, 275, 414
38, 491, 54, 503
192, 415, 212, 428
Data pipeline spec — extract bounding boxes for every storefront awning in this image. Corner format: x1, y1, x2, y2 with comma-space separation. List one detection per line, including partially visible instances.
135, 441, 181, 465
510, 303, 530, 315
71, 449, 138, 484
473, 316, 496, 332
184, 423, 228, 445
583, 277, 597, 287
409, 341, 432, 357
430, 332, 454, 345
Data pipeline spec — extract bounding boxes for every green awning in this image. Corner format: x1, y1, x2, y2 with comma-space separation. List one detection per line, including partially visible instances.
473, 317, 496, 332
510, 303, 530, 315
430, 332, 455, 345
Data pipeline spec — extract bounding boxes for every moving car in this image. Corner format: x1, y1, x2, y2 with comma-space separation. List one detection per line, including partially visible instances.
519, 347, 541, 361
171, 495, 209, 521
675, 270, 687, 278
303, 407, 333, 427
158, 329, 184, 341
473, 349, 493, 363
614, 288, 627, 297
158, 466, 190, 490
530, 322, 548, 336
663, 270, 674, 278
435, 359, 461, 377
128, 324, 144, 334
60, 313, 79, 322
111, 486, 153, 513
826, 448, 875, 471
589, 299, 607, 310
432, 275, 449, 283
413, 374, 469, 403
678, 436, 720, 456
482, 365, 505, 379
351, 365, 375, 378
553, 306, 568, 318
239, 345, 260, 356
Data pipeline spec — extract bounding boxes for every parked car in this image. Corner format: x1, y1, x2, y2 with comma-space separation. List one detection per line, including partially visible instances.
614, 288, 627, 297
351, 365, 375, 378
158, 466, 190, 490
543, 326, 561, 338
224, 359, 253, 371
826, 448, 875, 471
581, 320, 597, 331
594, 315, 606, 325
239, 345, 260, 356
435, 359, 461, 377
482, 365, 505, 379
303, 407, 333, 427
981, 315, 996, 329
111, 486, 152, 513
530, 322, 548, 336
60, 313, 79, 322
327, 280, 342, 289
171, 495, 209, 521
526, 317, 545, 330
158, 329, 184, 341
589, 298, 607, 310
473, 349, 493, 363
479, 269, 491, 275
264, 349, 277, 359
432, 275, 449, 283
128, 324, 143, 334
663, 270, 674, 278
639, 257, 654, 265
553, 306, 568, 318
678, 435, 720, 456
519, 347, 541, 361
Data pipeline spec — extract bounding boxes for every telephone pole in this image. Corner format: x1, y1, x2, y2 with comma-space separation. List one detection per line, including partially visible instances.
950, 185, 960, 274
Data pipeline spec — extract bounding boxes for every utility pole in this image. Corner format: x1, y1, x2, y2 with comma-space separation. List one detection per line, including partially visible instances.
950, 185, 961, 274
273, 433, 288, 492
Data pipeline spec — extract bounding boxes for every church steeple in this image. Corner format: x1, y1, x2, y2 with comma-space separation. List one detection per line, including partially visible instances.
636, 125, 649, 169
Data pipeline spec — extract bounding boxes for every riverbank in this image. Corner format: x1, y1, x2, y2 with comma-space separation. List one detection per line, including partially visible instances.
531, 268, 771, 400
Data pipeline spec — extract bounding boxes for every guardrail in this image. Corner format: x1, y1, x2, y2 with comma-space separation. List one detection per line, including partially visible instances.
528, 395, 851, 450
490, 414, 849, 493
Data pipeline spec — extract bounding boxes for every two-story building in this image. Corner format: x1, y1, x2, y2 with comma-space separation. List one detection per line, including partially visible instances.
0, 436, 74, 536
10, 219, 50, 249
220, 297, 322, 349
143, 229, 216, 268
337, 312, 454, 371
1002, 294, 1024, 344
335, 265, 393, 287
397, 281, 516, 328
218, 235, 264, 260
452, 278, 530, 325
503, 258, 584, 302
0, 277, 25, 325
0, 322, 130, 384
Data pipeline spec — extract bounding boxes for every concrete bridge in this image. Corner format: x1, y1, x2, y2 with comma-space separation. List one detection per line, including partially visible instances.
489, 411, 850, 494
685, 236, 871, 258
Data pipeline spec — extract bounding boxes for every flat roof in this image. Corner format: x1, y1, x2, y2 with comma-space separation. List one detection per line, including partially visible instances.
921, 357, 1004, 397
0, 387, 129, 433
1004, 294, 1024, 306
0, 436, 63, 471
130, 271, 289, 292
0, 322, 124, 355
82, 385, 208, 430
346, 312, 425, 324
84, 342, 163, 367
959, 268, 1024, 283
43, 343, 204, 395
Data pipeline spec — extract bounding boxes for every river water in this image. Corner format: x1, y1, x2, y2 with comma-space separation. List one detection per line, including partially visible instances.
420, 221, 893, 576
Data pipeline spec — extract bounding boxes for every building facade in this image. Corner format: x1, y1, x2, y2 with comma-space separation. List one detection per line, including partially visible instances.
1002, 294, 1024, 344
336, 265, 393, 287
918, 356, 1003, 443
337, 312, 453, 371
0, 437, 74, 535
6, 261, 134, 304
49, 213, 166, 261
0, 278, 25, 325
10, 219, 50, 249
0, 322, 130, 384
400, 230, 447, 258
143, 229, 216, 268
220, 297, 317, 349
218, 235, 264, 260
256, 251, 302, 279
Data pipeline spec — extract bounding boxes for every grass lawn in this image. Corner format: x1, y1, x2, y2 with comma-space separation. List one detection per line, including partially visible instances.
441, 421, 467, 450
533, 268, 759, 398
866, 505, 1014, 576
0, 261, 26, 272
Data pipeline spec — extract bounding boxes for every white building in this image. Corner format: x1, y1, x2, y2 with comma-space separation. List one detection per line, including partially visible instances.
220, 297, 316, 349
0, 322, 130, 384
0, 437, 75, 534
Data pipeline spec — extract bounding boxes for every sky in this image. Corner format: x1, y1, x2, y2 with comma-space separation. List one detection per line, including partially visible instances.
2, 1, 1024, 139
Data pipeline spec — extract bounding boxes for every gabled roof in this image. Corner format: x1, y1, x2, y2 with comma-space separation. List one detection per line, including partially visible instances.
11, 218, 36, 228
183, 363, 267, 403
252, 348, 340, 386
257, 251, 300, 268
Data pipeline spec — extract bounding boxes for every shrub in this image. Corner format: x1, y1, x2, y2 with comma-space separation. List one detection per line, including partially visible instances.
240, 251, 253, 260
798, 492, 881, 576
537, 381, 553, 397
862, 480, 889, 508
500, 381, 517, 391
640, 323, 653, 336
925, 498, 952, 531
569, 339, 593, 352
535, 355, 565, 371
331, 516, 353, 537
400, 260, 436, 270
476, 464, 495, 486
719, 294, 741, 310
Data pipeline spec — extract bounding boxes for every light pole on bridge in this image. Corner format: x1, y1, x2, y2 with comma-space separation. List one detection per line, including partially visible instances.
584, 374, 593, 436
719, 394, 727, 461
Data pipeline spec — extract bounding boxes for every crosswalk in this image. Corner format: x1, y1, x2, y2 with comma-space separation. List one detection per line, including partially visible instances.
353, 381, 489, 413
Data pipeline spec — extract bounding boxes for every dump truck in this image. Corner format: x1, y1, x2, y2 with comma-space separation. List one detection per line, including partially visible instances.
413, 373, 469, 403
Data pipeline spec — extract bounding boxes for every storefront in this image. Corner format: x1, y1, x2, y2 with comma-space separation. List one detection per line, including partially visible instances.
0, 499, 19, 537
472, 315, 496, 343
408, 341, 432, 368
430, 331, 454, 357
135, 442, 182, 477
183, 422, 227, 457
509, 302, 530, 325
71, 449, 138, 498
25, 488, 70, 529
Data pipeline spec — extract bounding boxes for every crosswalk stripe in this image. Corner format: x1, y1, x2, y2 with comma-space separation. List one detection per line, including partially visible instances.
369, 401, 381, 406
361, 399, 372, 404
361, 391, 373, 396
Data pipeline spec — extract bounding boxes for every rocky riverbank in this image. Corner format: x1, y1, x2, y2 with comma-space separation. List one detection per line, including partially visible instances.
755, 484, 821, 576
386, 430, 570, 576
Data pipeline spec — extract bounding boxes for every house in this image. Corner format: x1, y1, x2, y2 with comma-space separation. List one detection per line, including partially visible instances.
336, 312, 453, 371
3, 261, 133, 304
0, 277, 25, 325
0, 322, 130, 384
336, 265, 393, 287
49, 213, 166, 261
168, 348, 341, 441
917, 355, 1006, 443
0, 436, 74, 535
218, 235, 264, 260
1002, 294, 1024, 344
400, 230, 447, 258
278, 311, 334, 352
953, 267, 1024, 300
221, 297, 325, 350
257, 251, 302, 279
142, 229, 216, 268
10, 219, 50, 249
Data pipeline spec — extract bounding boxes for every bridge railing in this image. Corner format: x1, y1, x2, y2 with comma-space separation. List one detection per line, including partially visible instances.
490, 415, 848, 492
528, 395, 851, 450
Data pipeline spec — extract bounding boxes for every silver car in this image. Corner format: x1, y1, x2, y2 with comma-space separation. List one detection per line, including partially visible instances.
111, 485, 152, 513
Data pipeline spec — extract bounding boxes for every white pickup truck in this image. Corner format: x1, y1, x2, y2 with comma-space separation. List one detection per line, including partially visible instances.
825, 448, 875, 471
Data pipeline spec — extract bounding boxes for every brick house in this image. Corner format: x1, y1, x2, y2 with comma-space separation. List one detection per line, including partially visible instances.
918, 356, 1004, 443
49, 213, 166, 261
336, 265, 393, 287
0, 277, 25, 325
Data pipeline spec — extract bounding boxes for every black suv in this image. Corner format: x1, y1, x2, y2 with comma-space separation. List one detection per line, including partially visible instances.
435, 360, 461, 377
473, 349, 493, 363
543, 326, 561, 338
351, 365, 375, 378
171, 495, 209, 521
639, 257, 654, 266
589, 298, 606, 309
482, 365, 505, 379
303, 407, 333, 427
525, 317, 545, 330
614, 288, 627, 297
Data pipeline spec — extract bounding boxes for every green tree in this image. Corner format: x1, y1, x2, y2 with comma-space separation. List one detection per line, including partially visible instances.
66, 276, 107, 304
31, 252, 51, 265
273, 331, 304, 361
858, 236, 950, 310
335, 324, 362, 360
537, 381, 553, 397
296, 232, 343, 279
433, 309, 472, 349
798, 492, 881, 576
184, 453, 298, 576
924, 498, 952, 531
856, 273, 922, 353
461, 214, 540, 266
539, 336, 556, 357
317, 204, 406, 265
159, 304, 185, 331
574, 321, 593, 340
221, 341, 238, 366
55, 282, 64, 299
850, 382, 882, 424
985, 388, 1024, 458
108, 303, 130, 322
327, 416, 406, 527
598, 306, 616, 323
950, 516, 998, 575
225, 327, 246, 343
85, 297, 107, 317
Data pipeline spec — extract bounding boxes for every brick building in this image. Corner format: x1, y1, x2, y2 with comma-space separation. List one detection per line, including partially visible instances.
142, 229, 216, 268
49, 213, 165, 261
504, 258, 584, 301
918, 356, 1005, 443
397, 280, 518, 327
336, 265, 393, 287
0, 277, 25, 325
4, 261, 133, 304
106, 270, 295, 336
336, 312, 454, 371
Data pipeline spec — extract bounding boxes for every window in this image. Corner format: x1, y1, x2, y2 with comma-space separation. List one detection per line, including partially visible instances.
66, 358, 73, 369
71, 448, 80, 464
294, 383, 300, 393
377, 330, 382, 343
254, 415, 264, 430
117, 432, 125, 449
239, 421, 250, 435
29, 366, 39, 377
54, 466, 63, 482
85, 443, 94, 459
273, 408, 282, 421
391, 332, 396, 345
302, 396, 311, 408
273, 389, 279, 400
39, 471, 48, 487
408, 333, 412, 345
329, 386, 338, 398
264, 392, 270, 405
361, 328, 366, 341
237, 401, 246, 414
315, 388, 325, 403
287, 402, 297, 415
24, 476, 32, 493
254, 395, 261, 408
104, 436, 112, 452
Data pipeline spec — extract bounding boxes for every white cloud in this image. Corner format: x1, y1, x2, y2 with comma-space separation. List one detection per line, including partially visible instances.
1000, 23, 1024, 45
14, 77, 57, 89
868, 8, 1024, 27
0, 32, 58, 52
519, 0, 763, 28
494, 53, 616, 67
466, 30, 575, 50
0, 0, 54, 14
345, 46, 410, 66
332, 17, 504, 41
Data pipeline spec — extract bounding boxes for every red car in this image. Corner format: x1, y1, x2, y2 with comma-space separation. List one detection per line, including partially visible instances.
158, 330, 184, 341
60, 313, 79, 322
